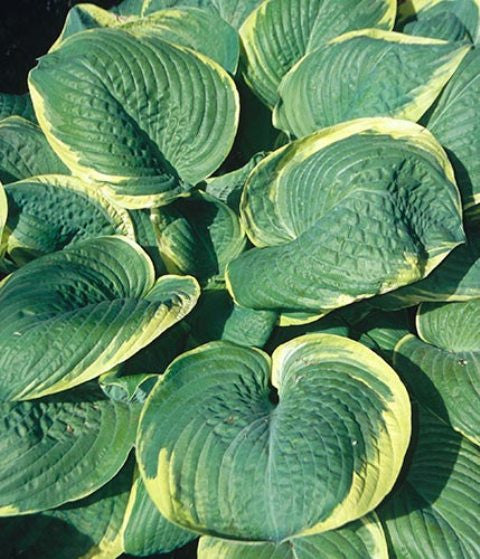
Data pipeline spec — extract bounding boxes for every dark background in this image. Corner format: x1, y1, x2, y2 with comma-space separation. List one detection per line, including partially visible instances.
0, 0, 120, 93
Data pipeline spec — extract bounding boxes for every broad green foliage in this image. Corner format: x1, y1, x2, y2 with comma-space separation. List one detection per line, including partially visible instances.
240, 0, 396, 107
373, 230, 480, 309
55, 5, 240, 74
2, 175, 134, 267
0, 93, 36, 123
395, 301, 480, 445
378, 404, 480, 558
0, 384, 138, 515
0, 117, 68, 184
5, 1, 480, 556
152, 192, 245, 284
137, 334, 410, 541
122, 471, 196, 556
399, 0, 480, 44
113, 0, 263, 28
187, 286, 277, 347
227, 118, 464, 317
0, 237, 199, 400
197, 514, 388, 558
29, 28, 239, 208
423, 50, 480, 216
0, 464, 134, 558
274, 31, 469, 138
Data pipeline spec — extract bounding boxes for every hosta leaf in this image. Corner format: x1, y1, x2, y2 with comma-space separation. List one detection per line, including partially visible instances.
226, 118, 464, 315
373, 230, 480, 309
399, 0, 480, 44
402, 11, 471, 42
29, 28, 239, 208
129, 209, 167, 275
0, 236, 200, 400
0, 93, 36, 123
122, 470, 196, 556
354, 309, 412, 363
0, 462, 133, 559
0, 183, 6, 250
187, 287, 277, 347
3, 175, 134, 267
378, 403, 480, 559
137, 334, 410, 541
240, 0, 396, 107
274, 31, 469, 138
55, 5, 240, 74
206, 152, 267, 212
121, 8, 240, 74
197, 514, 388, 558
153, 192, 246, 284
423, 50, 480, 215
393, 300, 480, 445
0, 117, 68, 183
114, 0, 263, 29
0, 384, 138, 515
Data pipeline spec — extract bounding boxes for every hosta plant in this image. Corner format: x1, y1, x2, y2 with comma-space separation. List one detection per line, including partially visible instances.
0, 0, 479, 557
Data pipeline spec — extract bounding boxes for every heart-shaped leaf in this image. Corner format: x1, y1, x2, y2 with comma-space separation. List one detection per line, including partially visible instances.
137, 333, 410, 541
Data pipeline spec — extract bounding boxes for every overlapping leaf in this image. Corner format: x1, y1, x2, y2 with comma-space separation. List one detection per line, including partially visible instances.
138, 334, 410, 541
394, 301, 480, 445
378, 402, 480, 558
0, 463, 134, 558
0, 117, 68, 183
0, 93, 36, 123
153, 192, 245, 284
274, 31, 469, 138
240, 0, 396, 107
226, 118, 464, 318
399, 0, 480, 44
55, 5, 240, 74
0, 385, 138, 515
423, 50, 480, 216
2, 175, 134, 267
197, 514, 388, 559
0, 236, 199, 400
29, 28, 239, 208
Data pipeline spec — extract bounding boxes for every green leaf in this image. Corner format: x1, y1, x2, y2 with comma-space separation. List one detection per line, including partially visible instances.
240, 0, 396, 107
0, 93, 36, 123
378, 403, 480, 559
3, 175, 134, 267
197, 514, 388, 558
226, 118, 465, 316
129, 209, 167, 276
393, 301, 480, 446
0, 236, 200, 400
29, 28, 239, 208
402, 11, 471, 42
0, 384, 138, 516
0, 117, 69, 183
153, 192, 246, 284
423, 49, 480, 216
274, 31, 469, 138
121, 8, 240, 74
0, 183, 6, 254
114, 0, 264, 29
373, 230, 480, 309
399, 0, 480, 44
55, 5, 240, 74
206, 152, 267, 213
122, 470, 196, 556
137, 334, 410, 541
187, 286, 277, 347
0, 462, 134, 558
